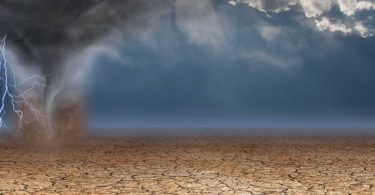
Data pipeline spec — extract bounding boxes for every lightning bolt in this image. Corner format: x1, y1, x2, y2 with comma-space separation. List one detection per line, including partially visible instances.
0, 35, 48, 133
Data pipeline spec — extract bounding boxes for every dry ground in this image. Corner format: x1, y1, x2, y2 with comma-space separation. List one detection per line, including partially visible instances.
0, 136, 375, 194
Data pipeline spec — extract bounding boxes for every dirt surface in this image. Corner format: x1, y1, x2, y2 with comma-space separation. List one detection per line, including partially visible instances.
0, 136, 375, 194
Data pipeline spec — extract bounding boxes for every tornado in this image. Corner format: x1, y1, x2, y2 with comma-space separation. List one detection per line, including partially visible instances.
0, 0, 175, 139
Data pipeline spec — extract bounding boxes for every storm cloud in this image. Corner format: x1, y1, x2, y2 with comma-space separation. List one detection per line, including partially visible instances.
0, 0, 173, 86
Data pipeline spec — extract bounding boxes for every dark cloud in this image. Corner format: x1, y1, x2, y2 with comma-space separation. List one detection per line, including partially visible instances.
0, 0, 173, 99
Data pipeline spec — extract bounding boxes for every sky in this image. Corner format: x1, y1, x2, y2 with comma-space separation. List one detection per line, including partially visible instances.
85, 0, 375, 128
2, 0, 375, 129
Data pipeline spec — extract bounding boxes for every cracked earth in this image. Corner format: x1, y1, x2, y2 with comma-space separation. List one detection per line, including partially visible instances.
1, 136, 375, 194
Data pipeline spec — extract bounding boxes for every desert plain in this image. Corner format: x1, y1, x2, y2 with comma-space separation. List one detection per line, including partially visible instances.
0, 131, 375, 194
